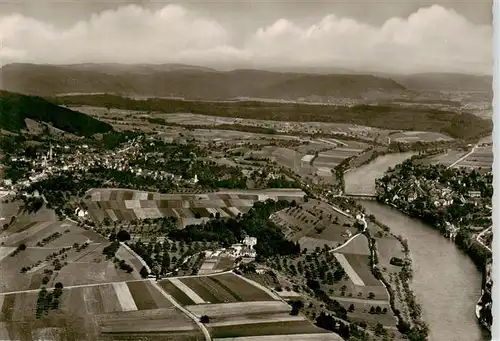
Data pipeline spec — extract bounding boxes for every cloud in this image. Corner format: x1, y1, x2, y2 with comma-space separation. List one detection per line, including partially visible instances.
0, 4, 492, 74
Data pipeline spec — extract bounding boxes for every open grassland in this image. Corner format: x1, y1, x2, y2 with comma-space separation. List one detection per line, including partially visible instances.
0, 198, 20, 223
344, 152, 416, 195
0, 247, 16, 262
87, 188, 305, 223
342, 254, 383, 287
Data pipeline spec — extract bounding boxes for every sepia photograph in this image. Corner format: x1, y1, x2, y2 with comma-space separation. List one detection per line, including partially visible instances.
0, 1, 494, 341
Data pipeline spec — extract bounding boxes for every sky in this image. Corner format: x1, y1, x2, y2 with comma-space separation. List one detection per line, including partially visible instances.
0, 0, 493, 74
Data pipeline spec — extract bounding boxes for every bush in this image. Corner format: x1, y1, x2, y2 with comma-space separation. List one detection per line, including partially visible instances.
117, 230, 131, 242
140, 266, 150, 278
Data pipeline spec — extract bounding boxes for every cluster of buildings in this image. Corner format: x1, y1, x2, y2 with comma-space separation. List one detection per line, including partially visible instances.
3, 137, 203, 191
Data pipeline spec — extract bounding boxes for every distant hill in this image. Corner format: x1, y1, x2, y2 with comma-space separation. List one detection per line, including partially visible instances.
267, 66, 492, 93
388, 73, 492, 93
0, 63, 409, 100
0, 91, 113, 136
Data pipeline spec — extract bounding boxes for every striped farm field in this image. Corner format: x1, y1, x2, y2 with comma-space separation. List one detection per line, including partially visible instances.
86, 188, 305, 224
126, 280, 173, 310
207, 313, 305, 327
157, 279, 196, 306
207, 273, 277, 301
208, 320, 329, 339
167, 273, 276, 306
186, 301, 291, 318
169, 278, 206, 304
97, 307, 198, 334
0, 281, 200, 340
213, 333, 344, 341
113, 282, 138, 311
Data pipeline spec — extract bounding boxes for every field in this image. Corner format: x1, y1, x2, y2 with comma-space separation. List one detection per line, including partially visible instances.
313, 145, 367, 170
86, 188, 306, 225
390, 131, 453, 143
418, 149, 468, 167
161, 273, 277, 306
212, 334, 343, 341
208, 320, 329, 339
270, 199, 356, 244
453, 145, 492, 171
334, 234, 371, 255
0, 218, 145, 292
0, 280, 202, 341
344, 152, 417, 195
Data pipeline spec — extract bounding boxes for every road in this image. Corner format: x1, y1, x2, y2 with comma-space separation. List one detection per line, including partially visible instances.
330, 214, 367, 253
476, 226, 492, 253
448, 145, 477, 169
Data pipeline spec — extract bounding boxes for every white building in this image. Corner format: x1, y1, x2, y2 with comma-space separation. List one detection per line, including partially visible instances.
243, 236, 257, 249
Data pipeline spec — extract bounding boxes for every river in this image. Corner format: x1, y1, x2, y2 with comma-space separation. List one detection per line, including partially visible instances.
360, 200, 487, 341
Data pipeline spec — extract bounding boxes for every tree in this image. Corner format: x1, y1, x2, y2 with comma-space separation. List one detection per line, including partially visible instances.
18, 244, 26, 251
369, 306, 375, 314
42, 276, 50, 285
375, 306, 382, 314
140, 266, 150, 278
348, 304, 355, 312
290, 300, 304, 315
368, 292, 375, 299
54, 282, 63, 289
200, 315, 210, 323
117, 230, 131, 242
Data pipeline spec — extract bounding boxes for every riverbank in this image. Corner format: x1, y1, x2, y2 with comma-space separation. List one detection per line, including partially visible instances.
364, 217, 428, 340
380, 198, 492, 334
359, 200, 485, 341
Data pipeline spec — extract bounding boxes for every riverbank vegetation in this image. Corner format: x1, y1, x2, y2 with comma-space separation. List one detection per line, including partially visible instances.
365, 217, 429, 341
